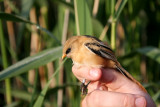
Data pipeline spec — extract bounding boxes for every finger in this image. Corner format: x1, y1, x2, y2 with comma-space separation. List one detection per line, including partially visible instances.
72, 65, 102, 82
100, 68, 143, 94
72, 65, 144, 94
82, 90, 146, 107
87, 81, 108, 93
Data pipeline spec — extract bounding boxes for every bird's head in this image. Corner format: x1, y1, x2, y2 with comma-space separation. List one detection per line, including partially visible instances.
62, 36, 79, 60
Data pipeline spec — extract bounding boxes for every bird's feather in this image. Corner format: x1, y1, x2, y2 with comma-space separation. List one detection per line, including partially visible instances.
84, 35, 113, 52
84, 42, 116, 62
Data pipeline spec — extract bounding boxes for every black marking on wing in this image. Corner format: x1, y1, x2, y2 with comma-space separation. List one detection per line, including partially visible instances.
116, 65, 129, 78
85, 43, 100, 47
115, 65, 131, 81
85, 43, 116, 62
100, 49, 116, 61
83, 35, 114, 52
84, 35, 102, 42
99, 43, 113, 52
86, 45, 101, 56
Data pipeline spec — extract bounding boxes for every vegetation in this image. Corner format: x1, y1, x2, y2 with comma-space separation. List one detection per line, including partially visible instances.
0, 0, 160, 106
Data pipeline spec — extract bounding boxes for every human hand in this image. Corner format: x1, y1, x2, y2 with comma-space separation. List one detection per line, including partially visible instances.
72, 65, 156, 107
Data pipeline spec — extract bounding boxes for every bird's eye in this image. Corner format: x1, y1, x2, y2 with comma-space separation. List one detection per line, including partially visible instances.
66, 48, 71, 54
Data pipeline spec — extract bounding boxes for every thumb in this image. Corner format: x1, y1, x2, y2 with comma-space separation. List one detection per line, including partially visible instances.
82, 90, 146, 107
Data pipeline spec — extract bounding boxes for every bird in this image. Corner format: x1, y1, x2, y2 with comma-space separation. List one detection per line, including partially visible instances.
62, 35, 147, 95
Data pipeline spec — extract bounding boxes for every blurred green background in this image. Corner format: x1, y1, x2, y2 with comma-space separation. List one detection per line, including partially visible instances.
0, 0, 160, 106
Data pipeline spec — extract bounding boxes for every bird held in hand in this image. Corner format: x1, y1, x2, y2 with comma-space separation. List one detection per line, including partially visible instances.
62, 35, 147, 95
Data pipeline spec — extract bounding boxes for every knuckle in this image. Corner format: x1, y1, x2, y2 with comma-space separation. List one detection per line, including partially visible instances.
123, 94, 135, 107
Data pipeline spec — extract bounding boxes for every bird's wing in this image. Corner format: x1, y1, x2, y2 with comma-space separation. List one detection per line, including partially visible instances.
84, 41, 117, 62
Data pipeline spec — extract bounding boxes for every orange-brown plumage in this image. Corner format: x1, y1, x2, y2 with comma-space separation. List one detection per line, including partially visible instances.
62, 35, 147, 93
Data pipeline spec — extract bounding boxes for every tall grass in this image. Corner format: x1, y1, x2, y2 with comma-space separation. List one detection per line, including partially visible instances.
0, 0, 160, 106
0, 20, 12, 104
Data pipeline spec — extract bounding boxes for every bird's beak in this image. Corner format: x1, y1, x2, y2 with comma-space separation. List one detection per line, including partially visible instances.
62, 54, 67, 60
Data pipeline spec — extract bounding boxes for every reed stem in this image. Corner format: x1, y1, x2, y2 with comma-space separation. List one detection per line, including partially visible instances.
111, 0, 116, 50
74, 0, 80, 35
0, 20, 12, 104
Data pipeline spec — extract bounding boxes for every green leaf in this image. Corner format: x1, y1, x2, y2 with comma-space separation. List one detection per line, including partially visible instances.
17, 0, 34, 46
46, 83, 79, 96
74, 0, 93, 35
92, 18, 109, 42
33, 81, 50, 107
0, 46, 62, 81
20, 0, 34, 17
115, 0, 128, 21
5, 0, 20, 14
4, 101, 20, 107
17, 76, 33, 88
11, 90, 32, 102
105, 0, 111, 17
55, 0, 74, 13
0, 12, 34, 24
92, 18, 104, 37
33, 58, 66, 107
152, 90, 160, 101
137, 46, 160, 64
0, 12, 61, 44
0, 89, 32, 101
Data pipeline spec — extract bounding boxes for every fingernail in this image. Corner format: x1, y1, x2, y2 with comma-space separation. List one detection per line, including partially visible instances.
90, 69, 99, 77
135, 97, 146, 107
